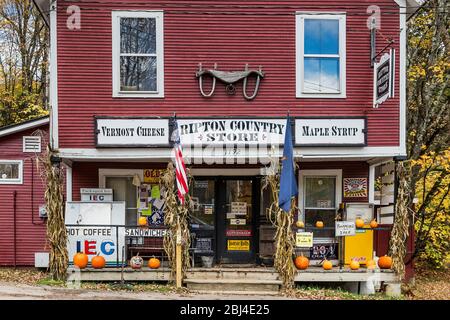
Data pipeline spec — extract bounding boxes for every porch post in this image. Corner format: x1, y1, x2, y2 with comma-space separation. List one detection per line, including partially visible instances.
176, 225, 182, 288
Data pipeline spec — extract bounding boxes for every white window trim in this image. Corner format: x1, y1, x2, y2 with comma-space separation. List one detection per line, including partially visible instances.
298, 169, 342, 239
0, 160, 23, 185
99, 168, 144, 188
296, 13, 346, 98
112, 11, 164, 98
23, 136, 42, 153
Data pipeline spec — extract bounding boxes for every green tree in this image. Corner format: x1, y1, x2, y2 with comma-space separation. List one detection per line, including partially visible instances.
0, 0, 48, 126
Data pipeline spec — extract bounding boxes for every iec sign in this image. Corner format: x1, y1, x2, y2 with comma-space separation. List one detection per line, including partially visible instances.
295, 118, 366, 146
95, 117, 170, 147
373, 49, 395, 107
296, 232, 313, 248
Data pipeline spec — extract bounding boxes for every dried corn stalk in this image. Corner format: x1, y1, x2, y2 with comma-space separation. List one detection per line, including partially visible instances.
36, 142, 68, 281
389, 161, 411, 280
262, 157, 296, 291
162, 162, 192, 282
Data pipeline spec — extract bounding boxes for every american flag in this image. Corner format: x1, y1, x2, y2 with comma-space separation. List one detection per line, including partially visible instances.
171, 117, 189, 204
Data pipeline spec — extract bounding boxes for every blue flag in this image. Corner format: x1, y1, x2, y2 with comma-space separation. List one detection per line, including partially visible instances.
278, 116, 298, 212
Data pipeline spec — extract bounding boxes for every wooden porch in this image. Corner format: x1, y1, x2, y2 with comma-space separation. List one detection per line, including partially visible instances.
67, 266, 399, 295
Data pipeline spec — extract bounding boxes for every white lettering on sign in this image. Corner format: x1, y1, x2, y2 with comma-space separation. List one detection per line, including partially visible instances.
335, 221, 356, 237
96, 118, 170, 147
178, 119, 286, 146
295, 118, 366, 146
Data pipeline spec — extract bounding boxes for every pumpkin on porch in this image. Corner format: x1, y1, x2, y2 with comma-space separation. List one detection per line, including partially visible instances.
294, 255, 309, 270
322, 260, 333, 270
378, 255, 393, 269
350, 259, 360, 270
138, 216, 147, 227
73, 252, 88, 269
366, 259, 376, 269
130, 254, 144, 269
355, 217, 365, 228
315, 221, 324, 228
91, 254, 106, 269
370, 219, 378, 228
296, 220, 305, 229
148, 257, 161, 269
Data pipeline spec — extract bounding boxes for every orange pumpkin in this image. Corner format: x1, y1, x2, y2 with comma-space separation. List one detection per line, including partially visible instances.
366, 259, 376, 269
91, 254, 106, 269
73, 252, 88, 269
378, 255, 393, 269
138, 216, 147, 227
370, 219, 378, 228
315, 221, 324, 228
355, 218, 365, 228
296, 220, 305, 228
148, 257, 161, 269
323, 260, 333, 270
350, 259, 360, 270
294, 255, 309, 270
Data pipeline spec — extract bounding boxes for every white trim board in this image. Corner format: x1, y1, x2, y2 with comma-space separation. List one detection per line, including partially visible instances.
49, 1, 58, 149
0, 117, 49, 138
99, 169, 144, 188
58, 146, 406, 161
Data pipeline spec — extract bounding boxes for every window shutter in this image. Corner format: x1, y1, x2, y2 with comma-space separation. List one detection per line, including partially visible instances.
23, 136, 41, 153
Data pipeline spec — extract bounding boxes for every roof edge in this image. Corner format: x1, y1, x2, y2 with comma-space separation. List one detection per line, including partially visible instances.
0, 116, 50, 138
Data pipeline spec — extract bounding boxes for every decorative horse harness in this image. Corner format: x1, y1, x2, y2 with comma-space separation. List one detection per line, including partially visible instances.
196, 63, 264, 100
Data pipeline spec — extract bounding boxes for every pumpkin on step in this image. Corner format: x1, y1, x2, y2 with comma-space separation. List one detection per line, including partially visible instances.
322, 260, 333, 270
378, 255, 393, 269
294, 255, 309, 270
366, 259, 376, 269
138, 216, 147, 227
73, 252, 88, 269
350, 259, 360, 270
370, 219, 378, 228
130, 254, 144, 269
91, 254, 106, 269
148, 257, 161, 269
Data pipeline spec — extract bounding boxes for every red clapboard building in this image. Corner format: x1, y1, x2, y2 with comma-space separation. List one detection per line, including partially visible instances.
0, 117, 50, 266
32, 0, 418, 285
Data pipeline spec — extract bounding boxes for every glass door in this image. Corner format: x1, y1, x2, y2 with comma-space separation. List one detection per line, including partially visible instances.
217, 178, 259, 264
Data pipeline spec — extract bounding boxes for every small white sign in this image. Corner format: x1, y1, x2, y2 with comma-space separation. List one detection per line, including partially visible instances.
81, 188, 113, 202
295, 118, 366, 146
230, 219, 246, 226
96, 118, 170, 147
335, 221, 356, 237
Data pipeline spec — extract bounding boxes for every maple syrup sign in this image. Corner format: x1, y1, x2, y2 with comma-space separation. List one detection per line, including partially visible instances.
295, 118, 366, 146
177, 119, 286, 146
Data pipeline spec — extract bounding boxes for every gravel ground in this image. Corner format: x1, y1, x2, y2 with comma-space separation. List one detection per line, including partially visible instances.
0, 267, 448, 300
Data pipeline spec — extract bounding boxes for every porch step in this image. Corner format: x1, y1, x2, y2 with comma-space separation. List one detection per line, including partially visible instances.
184, 279, 281, 292
186, 268, 280, 281
190, 290, 281, 296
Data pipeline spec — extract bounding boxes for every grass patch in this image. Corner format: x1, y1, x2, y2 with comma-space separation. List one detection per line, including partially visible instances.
36, 278, 66, 287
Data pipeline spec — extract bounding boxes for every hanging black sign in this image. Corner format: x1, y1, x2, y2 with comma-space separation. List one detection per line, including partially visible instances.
373, 49, 395, 108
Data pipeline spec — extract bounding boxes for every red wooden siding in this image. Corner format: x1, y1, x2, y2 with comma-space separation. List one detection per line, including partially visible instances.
0, 127, 49, 266
56, 0, 401, 149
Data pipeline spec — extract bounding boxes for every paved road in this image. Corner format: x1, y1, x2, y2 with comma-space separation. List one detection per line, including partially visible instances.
0, 282, 292, 300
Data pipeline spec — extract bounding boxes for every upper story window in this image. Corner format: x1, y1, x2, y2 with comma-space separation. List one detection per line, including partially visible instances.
296, 13, 346, 98
112, 11, 164, 98
0, 160, 23, 184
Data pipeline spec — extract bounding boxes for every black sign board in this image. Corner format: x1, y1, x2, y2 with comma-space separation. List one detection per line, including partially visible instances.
195, 238, 212, 253
373, 49, 395, 108
309, 243, 338, 260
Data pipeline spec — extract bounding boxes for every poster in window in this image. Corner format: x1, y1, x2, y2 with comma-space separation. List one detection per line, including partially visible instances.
343, 178, 368, 198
